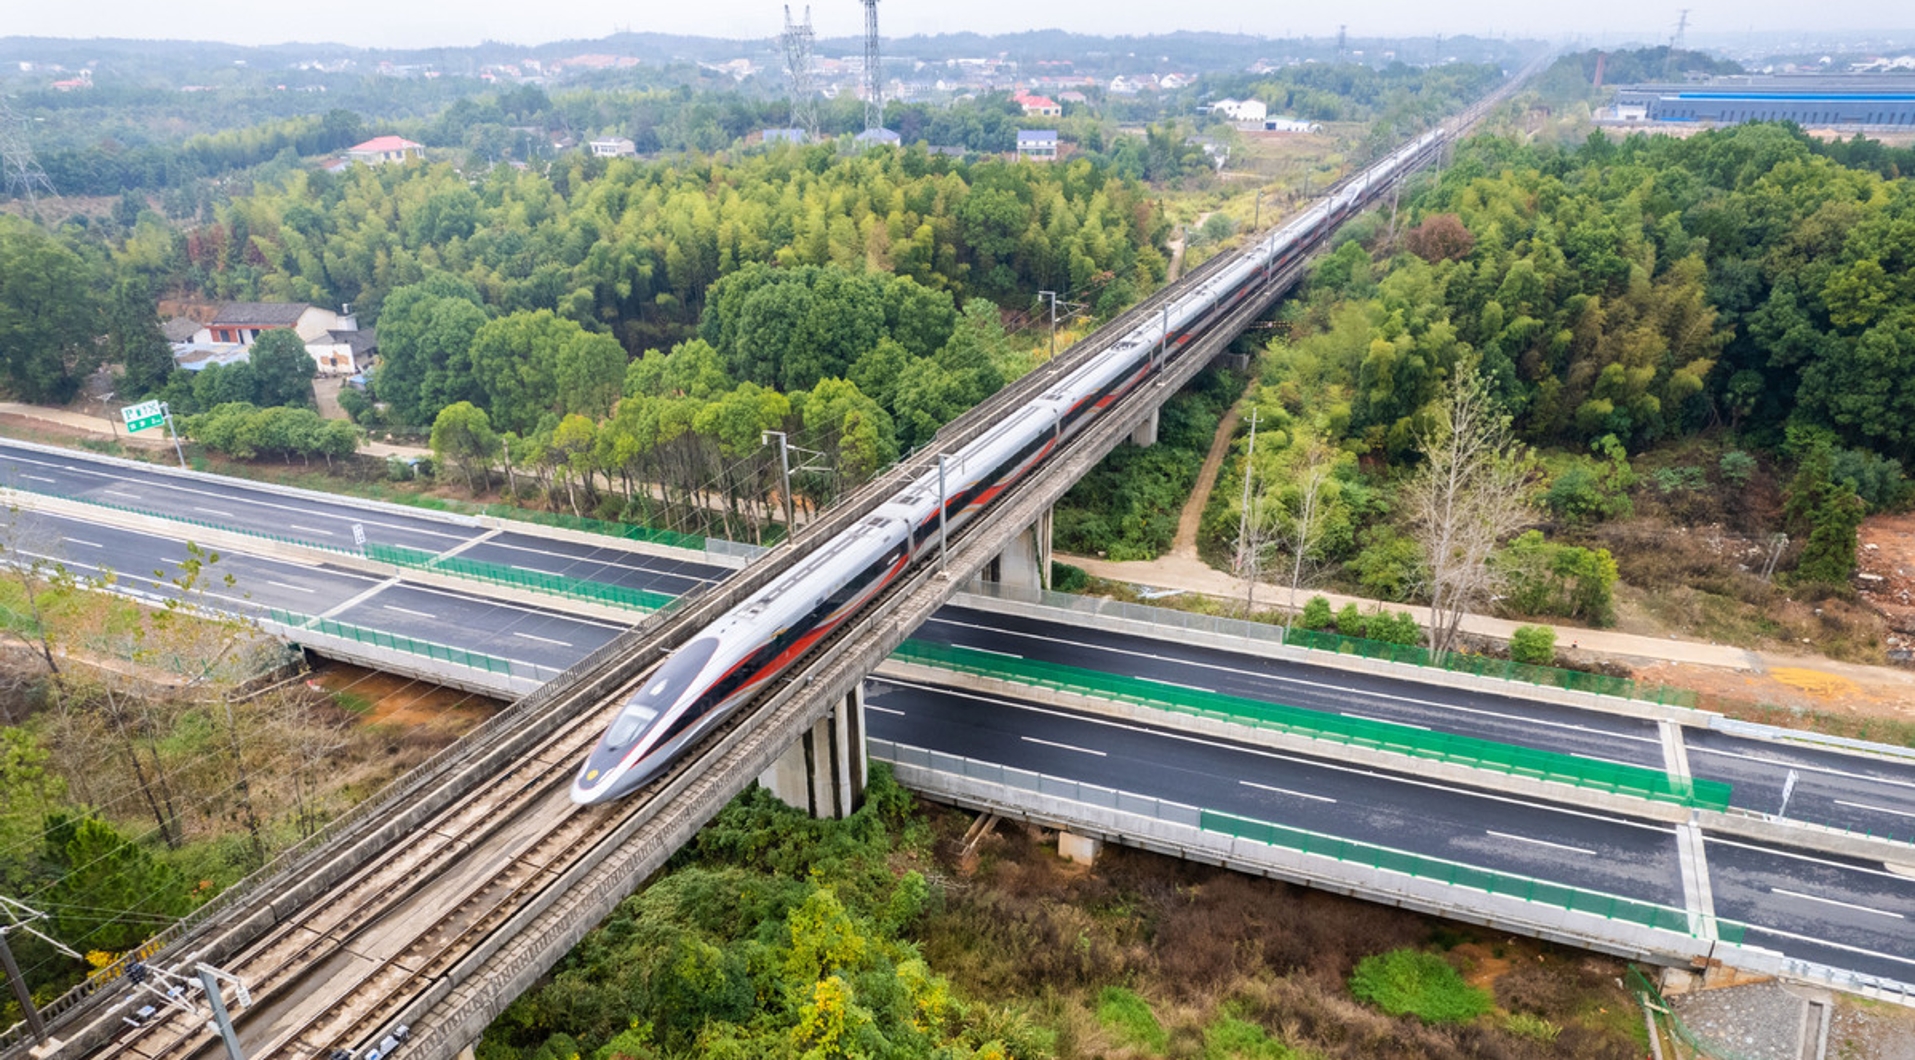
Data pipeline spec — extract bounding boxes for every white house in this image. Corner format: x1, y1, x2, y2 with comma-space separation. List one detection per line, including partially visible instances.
1211, 98, 1268, 123
179, 302, 377, 377
588, 137, 637, 157
1015, 129, 1059, 162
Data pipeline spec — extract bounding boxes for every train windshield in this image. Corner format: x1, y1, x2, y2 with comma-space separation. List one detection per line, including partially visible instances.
604, 638, 719, 747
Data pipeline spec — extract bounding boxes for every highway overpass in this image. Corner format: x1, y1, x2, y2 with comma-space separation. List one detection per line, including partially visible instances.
0, 435, 1910, 1044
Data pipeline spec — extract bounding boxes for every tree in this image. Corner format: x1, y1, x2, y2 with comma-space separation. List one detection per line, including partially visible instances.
1784, 442, 1868, 585
431, 402, 501, 493
249, 329, 318, 408
372, 274, 490, 425
0, 217, 101, 404
469, 310, 626, 435
107, 278, 176, 399
1403, 365, 1538, 657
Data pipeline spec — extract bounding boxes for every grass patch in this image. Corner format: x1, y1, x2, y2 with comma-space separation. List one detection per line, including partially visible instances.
1096, 986, 1169, 1051
1347, 948, 1491, 1025
1203, 1014, 1293, 1059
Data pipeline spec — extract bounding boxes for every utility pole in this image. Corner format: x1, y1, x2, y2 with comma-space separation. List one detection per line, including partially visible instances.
1253, 187, 1262, 229
161, 401, 186, 469
1235, 407, 1259, 615
1, 898, 81, 1045
1037, 290, 1058, 360
763, 430, 796, 538
936, 454, 950, 573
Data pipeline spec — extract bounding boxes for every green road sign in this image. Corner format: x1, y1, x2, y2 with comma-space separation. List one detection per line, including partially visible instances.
121, 400, 166, 433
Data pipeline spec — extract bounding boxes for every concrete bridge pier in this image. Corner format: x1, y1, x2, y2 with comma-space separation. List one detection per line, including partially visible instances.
978, 506, 1053, 591
1129, 407, 1159, 447
758, 684, 868, 818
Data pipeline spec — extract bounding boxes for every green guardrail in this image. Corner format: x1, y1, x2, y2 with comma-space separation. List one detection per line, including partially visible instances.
892, 638, 1732, 811
1203, 808, 1742, 944
480, 504, 707, 551
1282, 627, 1700, 709
365, 542, 673, 613
265, 607, 515, 675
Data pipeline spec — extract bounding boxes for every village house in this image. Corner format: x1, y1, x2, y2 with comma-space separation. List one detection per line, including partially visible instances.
345, 135, 425, 165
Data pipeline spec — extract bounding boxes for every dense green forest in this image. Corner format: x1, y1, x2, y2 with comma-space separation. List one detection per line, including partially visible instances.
1183, 120, 1915, 646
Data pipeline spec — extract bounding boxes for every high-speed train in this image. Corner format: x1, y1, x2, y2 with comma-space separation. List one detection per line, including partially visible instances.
569, 128, 1449, 804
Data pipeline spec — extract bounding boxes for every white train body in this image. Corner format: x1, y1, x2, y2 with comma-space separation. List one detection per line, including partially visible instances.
570, 127, 1447, 804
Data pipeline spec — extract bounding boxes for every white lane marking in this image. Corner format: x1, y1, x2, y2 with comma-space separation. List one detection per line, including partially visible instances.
1240, 779, 1336, 803
102, 489, 141, 500
377, 579, 629, 631
267, 581, 314, 593
194, 506, 236, 518
1704, 836, 1915, 882
483, 538, 721, 582
1144, 676, 1216, 693
512, 565, 559, 576
23, 474, 55, 483
1021, 735, 1106, 757
382, 604, 436, 619
1770, 887, 1905, 919
867, 705, 907, 716
1486, 830, 1597, 856
963, 645, 1024, 659
1345, 711, 1430, 730
879, 678, 1678, 835
0, 448, 471, 542
1834, 799, 1915, 821
512, 632, 572, 647
1735, 921, 1915, 969
288, 524, 334, 536
929, 615, 1660, 748
67, 538, 102, 548
1688, 745, 1915, 793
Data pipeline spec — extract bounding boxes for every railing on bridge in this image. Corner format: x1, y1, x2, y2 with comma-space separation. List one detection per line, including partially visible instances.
871, 738, 1732, 944
890, 639, 1731, 810
364, 543, 673, 613
962, 581, 1701, 708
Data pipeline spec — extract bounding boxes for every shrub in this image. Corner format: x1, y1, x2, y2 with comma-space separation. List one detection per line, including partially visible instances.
1503, 1011, 1561, 1043
1347, 948, 1491, 1024
1718, 449, 1757, 487
1348, 526, 1422, 601
1049, 561, 1090, 593
1510, 625, 1557, 666
1367, 609, 1423, 646
1333, 602, 1368, 637
1298, 595, 1334, 630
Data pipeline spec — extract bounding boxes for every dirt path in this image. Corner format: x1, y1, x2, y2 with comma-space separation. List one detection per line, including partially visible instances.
1171, 403, 1241, 558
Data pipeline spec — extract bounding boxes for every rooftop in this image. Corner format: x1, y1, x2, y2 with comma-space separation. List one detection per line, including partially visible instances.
349, 135, 424, 153
211, 302, 312, 326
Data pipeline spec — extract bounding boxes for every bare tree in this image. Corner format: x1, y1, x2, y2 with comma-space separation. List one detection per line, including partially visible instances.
1281, 436, 1338, 629
1403, 365, 1538, 658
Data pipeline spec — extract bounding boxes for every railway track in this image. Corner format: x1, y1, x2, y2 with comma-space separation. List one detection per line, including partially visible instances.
25, 59, 1554, 1060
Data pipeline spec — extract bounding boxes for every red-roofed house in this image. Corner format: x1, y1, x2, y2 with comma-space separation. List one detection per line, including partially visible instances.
346, 136, 425, 165
1014, 92, 1062, 117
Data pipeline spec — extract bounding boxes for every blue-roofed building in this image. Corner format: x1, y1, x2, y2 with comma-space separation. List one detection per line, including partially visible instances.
1016, 129, 1059, 162
1614, 76, 1915, 127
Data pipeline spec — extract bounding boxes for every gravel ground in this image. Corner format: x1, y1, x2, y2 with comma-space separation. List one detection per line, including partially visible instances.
1830, 998, 1915, 1060
1670, 981, 1811, 1060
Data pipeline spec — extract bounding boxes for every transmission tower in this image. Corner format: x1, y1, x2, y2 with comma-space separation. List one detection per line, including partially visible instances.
0, 96, 57, 217
782, 5, 818, 138
861, 0, 883, 131
1336, 25, 1347, 62
1673, 8, 1691, 50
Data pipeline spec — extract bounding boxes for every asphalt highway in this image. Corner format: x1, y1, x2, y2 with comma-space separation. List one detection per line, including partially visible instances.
914, 608, 1915, 840
11, 507, 625, 674
866, 678, 1915, 984
0, 439, 729, 599
9, 439, 1914, 984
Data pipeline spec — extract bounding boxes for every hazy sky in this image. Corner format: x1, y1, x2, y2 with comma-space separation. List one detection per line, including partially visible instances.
6, 0, 1908, 50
